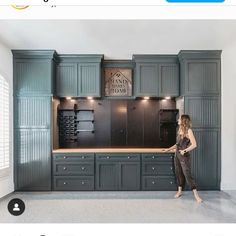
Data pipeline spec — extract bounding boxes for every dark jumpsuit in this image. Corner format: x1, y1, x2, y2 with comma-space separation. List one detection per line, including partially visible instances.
174, 135, 197, 190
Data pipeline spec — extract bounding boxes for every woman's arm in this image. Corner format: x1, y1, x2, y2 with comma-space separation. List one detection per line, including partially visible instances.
184, 129, 197, 152
164, 144, 177, 152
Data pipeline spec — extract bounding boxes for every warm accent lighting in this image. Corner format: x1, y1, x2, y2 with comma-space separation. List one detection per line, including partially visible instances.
143, 97, 150, 100
87, 97, 93, 100
165, 96, 171, 100
65, 97, 72, 100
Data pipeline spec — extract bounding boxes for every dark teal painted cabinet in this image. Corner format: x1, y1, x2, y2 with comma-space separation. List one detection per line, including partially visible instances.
96, 154, 140, 190
178, 50, 221, 190
178, 51, 221, 96
56, 63, 77, 97
135, 63, 158, 97
12, 50, 57, 191
159, 64, 179, 97
133, 55, 179, 97
55, 55, 103, 97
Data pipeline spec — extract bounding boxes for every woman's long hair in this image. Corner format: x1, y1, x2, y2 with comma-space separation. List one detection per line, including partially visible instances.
178, 114, 192, 138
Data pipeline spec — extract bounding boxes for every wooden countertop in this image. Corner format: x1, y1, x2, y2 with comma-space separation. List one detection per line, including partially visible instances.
53, 148, 174, 153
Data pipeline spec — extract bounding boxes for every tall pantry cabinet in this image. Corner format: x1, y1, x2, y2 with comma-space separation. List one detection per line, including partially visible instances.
178, 50, 221, 190
13, 50, 57, 190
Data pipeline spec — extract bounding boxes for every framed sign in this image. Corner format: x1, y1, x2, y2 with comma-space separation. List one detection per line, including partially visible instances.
104, 68, 132, 97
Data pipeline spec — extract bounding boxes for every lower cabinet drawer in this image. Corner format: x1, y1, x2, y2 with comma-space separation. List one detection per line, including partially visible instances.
53, 176, 94, 190
142, 176, 176, 190
53, 162, 94, 176
142, 163, 174, 176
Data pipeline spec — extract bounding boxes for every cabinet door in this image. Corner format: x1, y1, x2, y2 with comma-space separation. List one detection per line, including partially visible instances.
119, 162, 140, 190
135, 63, 158, 97
96, 161, 119, 190
78, 63, 101, 97
159, 64, 179, 97
14, 59, 52, 95
56, 63, 77, 97
190, 129, 220, 190
15, 129, 51, 190
182, 59, 220, 96
15, 96, 51, 129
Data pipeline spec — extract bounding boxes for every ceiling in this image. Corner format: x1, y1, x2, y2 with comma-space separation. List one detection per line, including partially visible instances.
0, 20, 236, 59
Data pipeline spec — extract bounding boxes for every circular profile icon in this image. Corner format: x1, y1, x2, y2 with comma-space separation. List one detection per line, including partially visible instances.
8, 198, 25, 216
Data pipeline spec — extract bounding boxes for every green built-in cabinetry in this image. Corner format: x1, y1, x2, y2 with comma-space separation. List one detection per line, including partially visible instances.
133, 55, 179, 97
52, 152, 175, 191
96, 153, 141, 190
178, 50, 221, 190
56, 55, 103, 97
12, 50, 57, 191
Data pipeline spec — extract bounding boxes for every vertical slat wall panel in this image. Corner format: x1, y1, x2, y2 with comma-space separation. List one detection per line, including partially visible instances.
16, 129, 51, 190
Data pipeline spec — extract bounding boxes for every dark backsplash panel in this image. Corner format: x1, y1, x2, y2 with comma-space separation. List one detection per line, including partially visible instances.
58, 99, 178, 148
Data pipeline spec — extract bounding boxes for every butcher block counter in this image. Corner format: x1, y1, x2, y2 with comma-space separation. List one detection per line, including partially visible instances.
52, 148, 176, 191
53, 148, 174, 153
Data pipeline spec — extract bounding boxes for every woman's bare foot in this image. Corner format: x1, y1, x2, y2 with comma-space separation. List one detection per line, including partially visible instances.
193, 189, 203, 203
174, 191, 182, 198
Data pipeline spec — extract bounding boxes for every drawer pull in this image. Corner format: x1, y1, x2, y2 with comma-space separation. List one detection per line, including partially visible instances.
152, 181, 155, 185
152, 167, 155, 170
63, 156, 67, 159
152, 156, 155, 159
81, 167, 85, 170
82, 156, 85, 159
170, 181, 173, 185
63, 167, 67, 170
127, 156, 131, 159
106, 156, 110, 159
63, 182, 67, 185
170, 167, 173, 170
81, 181, 85, 185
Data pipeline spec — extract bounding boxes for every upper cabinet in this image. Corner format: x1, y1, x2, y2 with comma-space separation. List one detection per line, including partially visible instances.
12, 50, 57, 96
55, 55, 103, 97
178, 50, 221, 96
133, 55, 179, 98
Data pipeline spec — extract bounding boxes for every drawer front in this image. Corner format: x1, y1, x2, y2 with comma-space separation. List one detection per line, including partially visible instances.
96, 153, 140, 162
142, 176, 176, 190
142, 153, 174, 162
53, 176, 94, 190
53, 153, 94, 162
142, 163, 174, 176
53, 162, 94, 176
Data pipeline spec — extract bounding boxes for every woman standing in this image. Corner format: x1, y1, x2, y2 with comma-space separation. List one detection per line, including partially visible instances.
166, 114, 203, 203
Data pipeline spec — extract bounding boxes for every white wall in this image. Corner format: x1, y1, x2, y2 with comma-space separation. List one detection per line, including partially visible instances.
0, 40, 14, 198
0, 20, 235, 190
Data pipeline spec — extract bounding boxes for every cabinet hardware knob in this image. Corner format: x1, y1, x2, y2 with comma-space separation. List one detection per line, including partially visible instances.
82, 156, 85, 159
81, 167, 85, 170
170, 167, 173, 170
127, 156, 130, 159
63, 156, 67, 159
152, 156, 155, 159
170, 181, 173, 184
81, 181, 85, 185
63, 182, 67, 185
152, 181, 155, 184
107, 156, 110, 159
63, 167, 67, 170
152, 167, 155, 170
